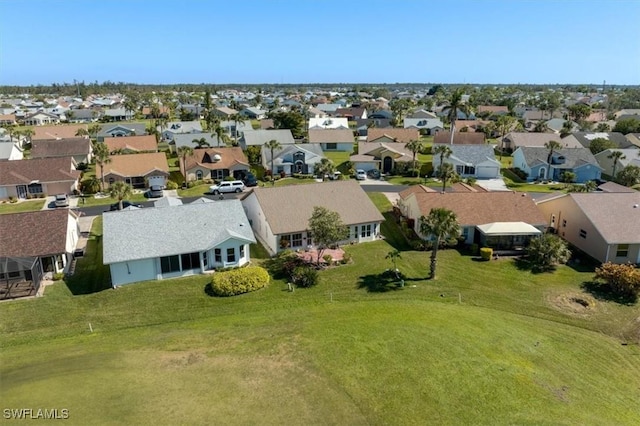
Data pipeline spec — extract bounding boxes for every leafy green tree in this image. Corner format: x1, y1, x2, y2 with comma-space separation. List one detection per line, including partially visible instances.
88, 124, 102, 140
595, 122, 610, 132
594, 262, 640, 300
314, 158, 336, 181
109, 181, 133, 211
192, 137, 210, 149
608, 150, 626, 178
560, 171, 576, 183
418, 208, 460, 279
389, 98, 413, 126
177, 146, 194, 178
526, 234, 571, 272
532, 121, 549, 133
264, 139, 281, 183
616, 165, 640, 187
93, 142, 111, 192
560, 120, 575, 137
588, 137, 617, 154
613, 117, 640, 134
405, 139, 423, 176
1, 123, 16, 142
245, 145, 261, 164
75, 128, 89, 137
441, 88, 470, 144
270, 111, 305, 138
567, 103, 591, 122
308, 206, 349, 266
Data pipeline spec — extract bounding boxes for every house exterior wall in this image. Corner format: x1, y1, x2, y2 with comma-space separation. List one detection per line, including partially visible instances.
242, 192, 278, 254
475, 159, 501, 178
512, 149, 535, 179
569, 164, 601, 183
320, 143, 353, 152
110, 258, 157, 286
353, 161, 379, 172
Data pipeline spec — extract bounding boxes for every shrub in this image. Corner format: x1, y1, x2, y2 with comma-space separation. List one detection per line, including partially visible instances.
419, 163, 433, 178
209, 266, 270, 297
594, 262, 640, 300
292, 266, 319, 288
323, 254, 333, 265
52, 272, 65, 281
224, 176, 236, 181
186, 181, 196, 188
480, 247, 493, 261
9, 196, 17, 204
165, 180, 178, 190
341, 252, 352, 264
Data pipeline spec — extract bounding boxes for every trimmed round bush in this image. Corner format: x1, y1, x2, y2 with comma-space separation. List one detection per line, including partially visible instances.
480, 247, 493, 261
210, 266, 270, 297
292, 266, 319, 288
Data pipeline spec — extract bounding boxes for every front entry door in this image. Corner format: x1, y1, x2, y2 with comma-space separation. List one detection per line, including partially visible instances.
383, 157, 393, 173
16, 185, 27, 199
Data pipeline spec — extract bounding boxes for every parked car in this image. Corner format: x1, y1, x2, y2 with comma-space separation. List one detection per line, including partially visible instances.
242, 173, 258, 187
147, 185, 164, 198
109, 201, 143, 211
366, 169, 381, 179
209, 180, 245, 194
54, 194, 69, 207
356, 170, 367, 181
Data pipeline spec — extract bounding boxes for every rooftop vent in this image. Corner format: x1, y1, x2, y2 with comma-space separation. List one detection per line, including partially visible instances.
213, 154, 221, 162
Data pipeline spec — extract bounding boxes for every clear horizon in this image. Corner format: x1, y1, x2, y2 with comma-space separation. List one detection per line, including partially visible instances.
1, 0, 638, 87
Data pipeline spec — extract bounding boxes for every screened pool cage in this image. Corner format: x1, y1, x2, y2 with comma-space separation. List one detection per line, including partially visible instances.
0, 256, 43, 300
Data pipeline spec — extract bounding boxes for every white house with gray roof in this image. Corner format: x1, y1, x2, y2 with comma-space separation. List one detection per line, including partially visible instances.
103, 200, 255, 286
240, 129, 295, 150
432, 144, 501, 179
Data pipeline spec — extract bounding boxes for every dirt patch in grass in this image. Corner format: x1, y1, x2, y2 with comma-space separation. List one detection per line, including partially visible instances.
546, 291, 598, 317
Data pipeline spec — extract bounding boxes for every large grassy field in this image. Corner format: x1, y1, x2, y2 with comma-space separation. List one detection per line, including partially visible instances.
1, 196, 640, 424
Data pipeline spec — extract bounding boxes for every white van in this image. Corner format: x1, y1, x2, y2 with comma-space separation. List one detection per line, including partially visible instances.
209, 180, 245, 194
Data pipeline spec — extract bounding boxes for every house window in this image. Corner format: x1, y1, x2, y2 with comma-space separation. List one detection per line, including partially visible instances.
203, 253, 208, 267
214, 248, 222, 263
180, 252, 200, 270
109, 177, 115, 185
55, 254, 64, 270
579, 229, 587, 239
352, 225, 358, 239
326, 143, 337, 150
196, 170, 203, 180
227, 248, 236, 263
160, 255, 180, 273
292, 233, 303, 247
28, 183, 43, 194
307, 232, 313, 246
361, 224, 372, 238
455, 165, 475, 175
280, 234, 291, 249
213, 169, 224, 180
616, 244, 629, 258
562, 219, 567, 228
461, 227, 470, 240
240, 245, 245, 259
276, 166, 284, 174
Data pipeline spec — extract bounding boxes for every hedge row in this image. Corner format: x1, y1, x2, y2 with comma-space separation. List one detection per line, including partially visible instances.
210, 266, 270, 297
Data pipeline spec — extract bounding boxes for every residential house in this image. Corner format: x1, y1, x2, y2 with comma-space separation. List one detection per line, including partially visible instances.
335, 107, 367, 120
366, 128, 420, 144
67, 108, 100, 123
546, 118, 579, 133
408, 109, 437, 119
369, 110, 393, 120
182, 147, 250, 182
22, 111, 60, 126
593, 148, 640, 177
398, 188, 545, 250
262, 144, 325, 176
97, 123, 147, 142
242, 180, 384, 255
173, 133, 224, 151
103, 135, 158, 154
141, 105, 170, 119
351, 142, 413, 173
512, 147, 602, 182
31, 138, 93, 165
403, 118, 445, 135
614, 109, 640, 120
563, 132, 634, 150
308, 129, 354, 152
309, 117, 349, 130
433, 131, 485, 145
240, 107, 267, 120
33, 124, 88, 141
103, 108, 132, 121
160, 121, 203, 142
597, 181, 637, 193
432, 144, 501, 178
0, 114, 17, 125
240, 129, 295, 150
315, 103, 342, 114
476, 105, 509, 116
0, 209, 80, 299
0, 157, 79, 199
626, 133, 640, 148
501, 132, 580, 152
103, 200, 255, 286
103, 152, 169, 189
213, 106, 238, 118
536, 192, 640, 264
0, 142, 23, 161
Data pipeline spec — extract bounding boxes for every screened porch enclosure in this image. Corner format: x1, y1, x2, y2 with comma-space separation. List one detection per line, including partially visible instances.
476, 222, 542, 250
0, 256, 44, 300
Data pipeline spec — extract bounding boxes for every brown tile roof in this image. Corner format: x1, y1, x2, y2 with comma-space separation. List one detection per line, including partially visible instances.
260, 119, 274, 129
0, 157, 79, 185
367, 128, 420, 143
477, 105, 509, 114
0, 114, 16, 122
597, 181, 636, 193
356, 142, 414, 161
250, 180, 384, 234
185, 147, 249, 171
33, 124, 88, 141
0, 210, 77, 257
141, 106, 170, 116
450, 182, 489, 192
103, 135, 157, 153
401, 190, 546, 226
433, 131, 485, 145
399, 185, 437, 199
308, 129, 354, 144
103, 152, 169, 178
31, 138, 91, 158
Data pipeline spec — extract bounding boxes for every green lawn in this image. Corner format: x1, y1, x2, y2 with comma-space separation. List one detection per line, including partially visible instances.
82, 192, 149, 207
1, 194, 640, 424
0, 199, 46, 214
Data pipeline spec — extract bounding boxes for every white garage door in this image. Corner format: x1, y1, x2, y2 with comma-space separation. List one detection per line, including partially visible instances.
476, 166, 499, 178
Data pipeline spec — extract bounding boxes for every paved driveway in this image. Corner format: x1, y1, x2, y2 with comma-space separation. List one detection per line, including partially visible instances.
476, 178, 510, 191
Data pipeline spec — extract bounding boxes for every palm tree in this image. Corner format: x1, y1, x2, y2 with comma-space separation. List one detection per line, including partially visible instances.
93, 142, 111, 192
2, 123, 16, 143
109, 181, 133, 211
146, 124, 160, 144
264, 139, 281, 184
544, 140, 562, 180
441, 88, 470, 144
608, 150, 626, 179
193, 137, 210, 149
156, 117, 168, 141
433, 144, 453, 173
437, 162, 456, 193
419, 208, 460, 279
75, 128, 89, 137
177, 146, 194, 179
405, 139, 423, 177
230, 113, 244, 146
532, 121, 549, 133
385, 250, 402, 278
88, 124, 102, 141
560, 120, 574, 137
314, 158, 335, 181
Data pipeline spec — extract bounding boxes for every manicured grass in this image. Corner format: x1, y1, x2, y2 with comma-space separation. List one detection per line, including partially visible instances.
81, 192, 149, 207
324, 151, 350, 166
2, 194, 640, 424
177, 183, 213, 197
0, 199, 46, 214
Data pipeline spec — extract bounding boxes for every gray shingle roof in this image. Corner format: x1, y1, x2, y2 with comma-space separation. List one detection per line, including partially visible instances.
518, 147, 599, 169
568, 132, 633, 149
102, 200, 255, 264
446, 144, 498, 165
569, 193, 640, 243
247, 180, 384, 234
242, 129, 295, 146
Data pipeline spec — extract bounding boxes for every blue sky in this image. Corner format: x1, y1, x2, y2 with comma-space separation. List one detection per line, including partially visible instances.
1, 0, 638, 86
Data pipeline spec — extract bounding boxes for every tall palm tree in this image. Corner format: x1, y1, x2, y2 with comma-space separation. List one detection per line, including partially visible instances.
419, 208, 460, 279
75, 128, 89, 137
441, 88, 470, 144
385, 250, 402, 278
93, 142, 111, 192
544, 140, 562, 180
230, 113, 244, 146
433, 144, 453, 171
2, 123, 16, 143
146, 124, 160, 144
405, 139, 423, 177
212, 122, 227, 147
532, 121, 549, 133
177, 146, 194, 179
109, 181, 133, 211
608, 150, 626, 179
437, 162, 456, 193
314, 158, 335, 181
264, 139, 281, 184
88, 124, 102, 141
560, 120, 574, 137
192, 137, 210, 149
